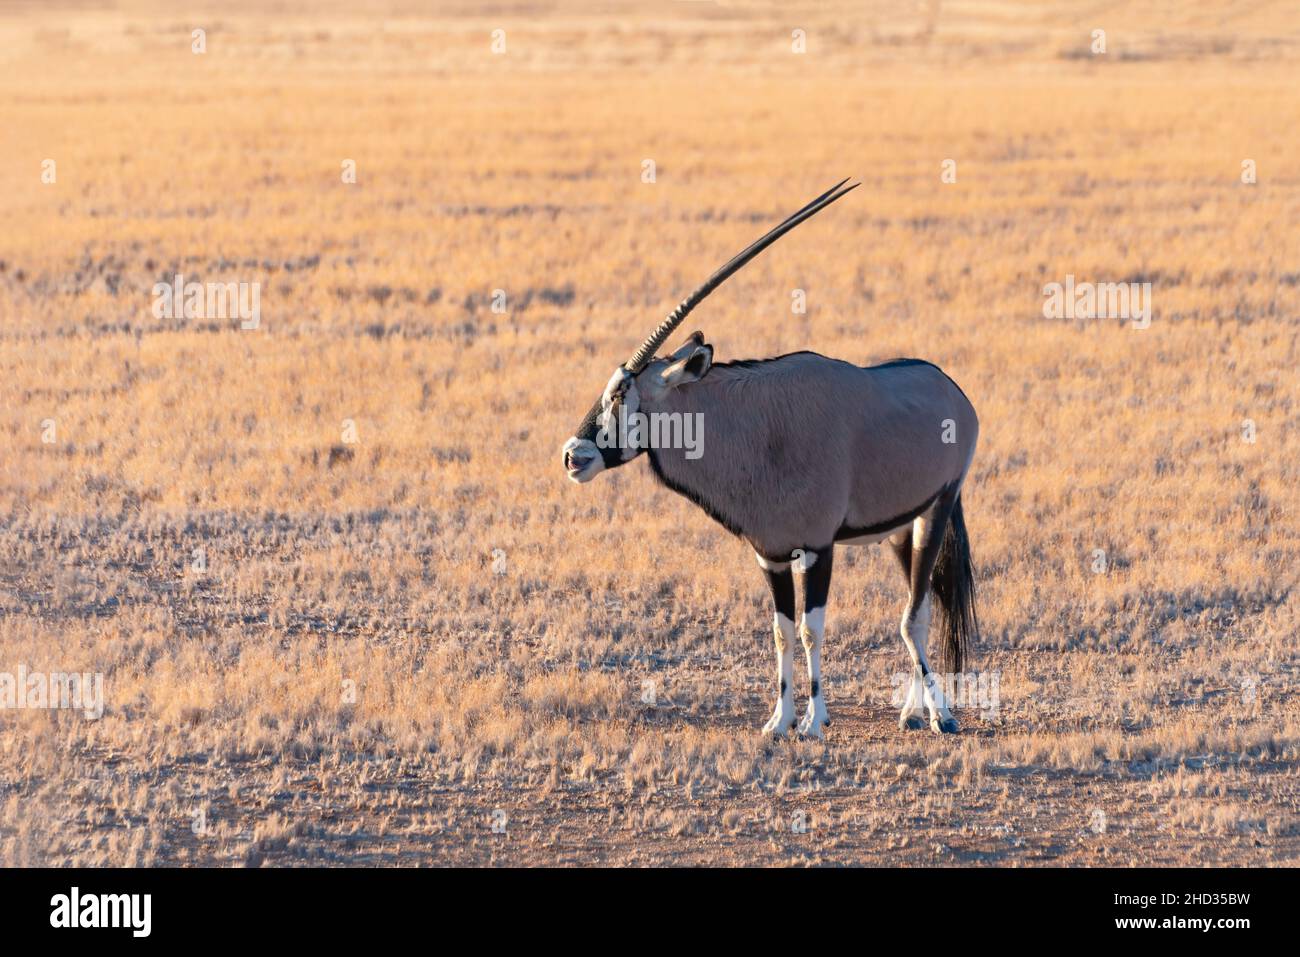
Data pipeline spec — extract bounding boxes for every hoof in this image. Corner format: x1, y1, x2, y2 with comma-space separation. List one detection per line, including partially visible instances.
931, 716, 959, 734
762, 709, 797, 738
797, 717, 829, 739
798, 703, 830, 739
899, 713, 926, 731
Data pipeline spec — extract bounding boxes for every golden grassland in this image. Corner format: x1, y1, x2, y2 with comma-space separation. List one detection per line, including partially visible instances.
0, 1, 1298, 865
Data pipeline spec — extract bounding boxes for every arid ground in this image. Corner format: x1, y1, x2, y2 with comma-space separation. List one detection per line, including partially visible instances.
1, 1, 1297, 866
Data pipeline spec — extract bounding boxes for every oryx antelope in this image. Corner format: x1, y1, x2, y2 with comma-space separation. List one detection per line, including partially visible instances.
562, 181, 980, 737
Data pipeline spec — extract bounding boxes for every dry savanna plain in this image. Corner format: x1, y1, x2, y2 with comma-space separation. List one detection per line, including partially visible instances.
0, 1, 1298, 867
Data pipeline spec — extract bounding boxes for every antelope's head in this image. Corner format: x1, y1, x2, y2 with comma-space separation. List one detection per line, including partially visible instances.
562, 332, 714, 483
563, 179, 858, 485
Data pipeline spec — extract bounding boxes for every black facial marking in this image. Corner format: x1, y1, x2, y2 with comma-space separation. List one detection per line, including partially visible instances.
584, 400, 642, 472
596, 442, 625, 469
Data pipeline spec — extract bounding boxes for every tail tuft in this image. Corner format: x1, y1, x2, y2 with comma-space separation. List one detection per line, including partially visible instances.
931, 494, 979, 675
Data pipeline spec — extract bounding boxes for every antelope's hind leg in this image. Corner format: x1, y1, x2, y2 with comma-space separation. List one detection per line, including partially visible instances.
797, 546, 833, 739
889, 532, 926, 730
895, 506, 959, 734
756, 553, 798, 737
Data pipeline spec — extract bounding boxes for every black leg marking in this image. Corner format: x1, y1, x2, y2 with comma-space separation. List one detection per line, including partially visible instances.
758, 561, 796, 737
801, 546, 834, 613
896, 507, 951, 733
800, 547, 833, 733
908, 503, 955, 610
904, 492, 959, 680
761, 564, 795, 623
890, 535, 912, 584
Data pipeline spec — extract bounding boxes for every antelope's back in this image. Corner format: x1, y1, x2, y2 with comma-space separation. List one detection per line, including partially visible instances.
852, 356, 978, 506
770, 353, 977, 529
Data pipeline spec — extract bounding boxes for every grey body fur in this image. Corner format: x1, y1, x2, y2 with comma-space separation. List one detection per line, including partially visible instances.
642, 352, 978, 558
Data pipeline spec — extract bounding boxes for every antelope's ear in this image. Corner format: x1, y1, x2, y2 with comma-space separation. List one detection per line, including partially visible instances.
660, 343, 713, 389
667, 331, 706, 362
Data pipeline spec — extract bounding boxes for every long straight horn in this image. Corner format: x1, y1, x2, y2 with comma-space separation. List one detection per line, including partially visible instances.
624, 179, 859, 373
574, 179, 859, 440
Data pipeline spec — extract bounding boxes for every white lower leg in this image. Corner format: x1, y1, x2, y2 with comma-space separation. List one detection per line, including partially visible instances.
902, 595, 956, 730
762, 613, 797, 736
923, 670, 954, 725
900, 667, 925, 724
899, 595, 927, 718
798, 606, 829, 737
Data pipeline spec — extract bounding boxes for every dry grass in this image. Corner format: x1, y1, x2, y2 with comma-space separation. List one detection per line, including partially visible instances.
0, 0, 1298, 866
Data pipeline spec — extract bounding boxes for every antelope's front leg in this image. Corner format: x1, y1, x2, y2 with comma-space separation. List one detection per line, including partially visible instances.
797, 547, 833, 738
756, 554, 797, 737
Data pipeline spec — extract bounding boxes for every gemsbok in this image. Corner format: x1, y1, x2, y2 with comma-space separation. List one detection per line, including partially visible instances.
562, 181, 980, 737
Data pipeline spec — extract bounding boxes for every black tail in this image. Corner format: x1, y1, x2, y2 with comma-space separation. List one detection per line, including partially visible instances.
931, 493, 979, 675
